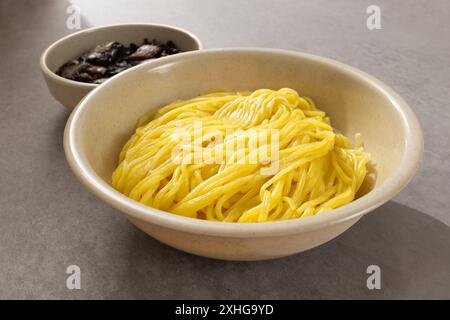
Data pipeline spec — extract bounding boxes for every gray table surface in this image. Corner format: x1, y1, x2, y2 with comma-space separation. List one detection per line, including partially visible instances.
1, 0, 449, 299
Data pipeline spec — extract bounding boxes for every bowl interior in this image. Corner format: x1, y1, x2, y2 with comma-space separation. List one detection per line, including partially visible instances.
44, 24, 202, 73
70, 49, 411, 215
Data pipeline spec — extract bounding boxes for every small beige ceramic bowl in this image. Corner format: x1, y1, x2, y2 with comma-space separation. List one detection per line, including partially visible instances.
64, 48, 423, 261
40, 23, 203, 110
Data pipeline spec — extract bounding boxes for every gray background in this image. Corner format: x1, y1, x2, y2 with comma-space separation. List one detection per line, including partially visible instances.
0, 0, 449, 299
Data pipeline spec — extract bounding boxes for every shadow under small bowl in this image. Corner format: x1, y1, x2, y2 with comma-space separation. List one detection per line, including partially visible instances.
64, 48, 423, 261
40, 23, 203, 111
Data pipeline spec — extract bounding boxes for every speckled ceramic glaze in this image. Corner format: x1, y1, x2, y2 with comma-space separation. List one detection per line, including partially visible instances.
40, 23, 203, 110
64, 48, 423, 261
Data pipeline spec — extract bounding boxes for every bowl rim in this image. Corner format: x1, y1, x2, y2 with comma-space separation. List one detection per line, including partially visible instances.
39, 22, 204, 89
64, 47, 424, 238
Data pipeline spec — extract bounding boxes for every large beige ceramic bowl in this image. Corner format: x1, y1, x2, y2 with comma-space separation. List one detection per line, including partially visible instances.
40, 23, 202, 111
64, 48, 423, 261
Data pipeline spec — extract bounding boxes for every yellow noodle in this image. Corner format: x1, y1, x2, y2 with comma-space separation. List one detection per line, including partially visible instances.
112, 88, 370, 222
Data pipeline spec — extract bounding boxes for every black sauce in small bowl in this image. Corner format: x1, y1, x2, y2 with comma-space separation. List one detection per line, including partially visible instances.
56, 39, 182, 84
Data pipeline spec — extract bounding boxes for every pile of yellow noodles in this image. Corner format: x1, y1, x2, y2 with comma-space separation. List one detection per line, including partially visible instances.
112, 88, 370, 222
